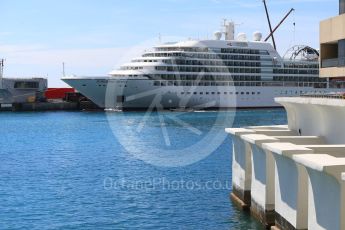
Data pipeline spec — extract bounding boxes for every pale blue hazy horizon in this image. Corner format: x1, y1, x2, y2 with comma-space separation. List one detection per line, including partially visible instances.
0, 0, 338, 87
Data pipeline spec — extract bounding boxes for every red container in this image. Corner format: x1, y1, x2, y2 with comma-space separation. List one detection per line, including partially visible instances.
45, 88, 75, 99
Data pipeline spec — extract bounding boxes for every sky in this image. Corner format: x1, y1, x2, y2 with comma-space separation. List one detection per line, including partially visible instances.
0, 0, 339, 87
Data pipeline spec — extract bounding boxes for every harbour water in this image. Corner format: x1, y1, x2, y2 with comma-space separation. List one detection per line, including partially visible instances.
0, 109, 286, 229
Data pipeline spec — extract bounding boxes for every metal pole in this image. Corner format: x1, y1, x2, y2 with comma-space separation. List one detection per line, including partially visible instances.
340, 0, 345, 14
263, 0, 277, 50
62, 62, 65, 77
265, 8, 295, 42
0, 59, 4, 79
0, 59, 3, 89
0, 59, 3, 78
339, 0, 345, 66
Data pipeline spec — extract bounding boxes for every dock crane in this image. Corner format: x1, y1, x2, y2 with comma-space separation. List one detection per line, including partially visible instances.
262, 0, 295, 50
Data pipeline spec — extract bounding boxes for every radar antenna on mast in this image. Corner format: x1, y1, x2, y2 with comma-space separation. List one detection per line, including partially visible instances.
219, 19, 242, 41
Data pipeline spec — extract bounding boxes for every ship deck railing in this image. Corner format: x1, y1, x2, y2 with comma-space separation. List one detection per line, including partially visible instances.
301, 92, 345, 99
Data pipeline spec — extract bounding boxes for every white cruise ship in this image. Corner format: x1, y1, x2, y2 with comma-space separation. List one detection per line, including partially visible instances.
62, 21, 342, 110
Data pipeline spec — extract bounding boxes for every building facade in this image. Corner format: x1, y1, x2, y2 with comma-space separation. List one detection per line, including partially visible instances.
320, 0, 345, 87
0, 78, 47, 104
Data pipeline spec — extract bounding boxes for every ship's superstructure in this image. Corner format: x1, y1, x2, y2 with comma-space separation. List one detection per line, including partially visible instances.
63, 22, 339, 110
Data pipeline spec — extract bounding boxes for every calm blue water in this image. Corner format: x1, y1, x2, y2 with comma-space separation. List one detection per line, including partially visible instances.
0, 109, 287, 230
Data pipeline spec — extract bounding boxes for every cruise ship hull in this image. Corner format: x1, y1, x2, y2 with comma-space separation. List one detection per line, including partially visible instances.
63, 78, 332, 110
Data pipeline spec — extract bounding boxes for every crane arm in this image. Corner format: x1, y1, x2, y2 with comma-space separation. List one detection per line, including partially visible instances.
265, 8, 295, 42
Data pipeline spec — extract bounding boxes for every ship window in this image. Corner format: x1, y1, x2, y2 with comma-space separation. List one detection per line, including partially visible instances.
200, 92, 203, 95
14, 81, 39, 89
241, 92, 244, 95
193, 92, 197, 95
116, 96, 125, 103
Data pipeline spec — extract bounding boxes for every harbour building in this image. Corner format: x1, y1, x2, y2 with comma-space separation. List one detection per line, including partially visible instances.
0, 60, 47, 107
320, 0, 345, 87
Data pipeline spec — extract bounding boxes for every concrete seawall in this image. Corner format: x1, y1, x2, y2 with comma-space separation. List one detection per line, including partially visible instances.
0, 100, 101, 112
226, 97, 345, 230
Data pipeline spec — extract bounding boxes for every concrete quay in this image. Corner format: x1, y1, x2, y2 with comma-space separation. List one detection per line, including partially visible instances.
0, 99, 101, 112
226, 97, 345, 230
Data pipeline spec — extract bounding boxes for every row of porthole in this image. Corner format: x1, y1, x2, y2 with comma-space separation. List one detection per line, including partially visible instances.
278, 91, 328, 95
180, 92, 261, 95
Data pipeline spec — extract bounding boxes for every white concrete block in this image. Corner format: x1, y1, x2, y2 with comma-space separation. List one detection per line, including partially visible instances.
246, 125, 289, 130
294, 154, 345, 230
275, 97, 345, 144
263, 142, 313, 229
241, 134, 279, 226
274, 136, 325, 145
226, 128, 256, 206
300, 145, 345, 154
226, 127, 296, 206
